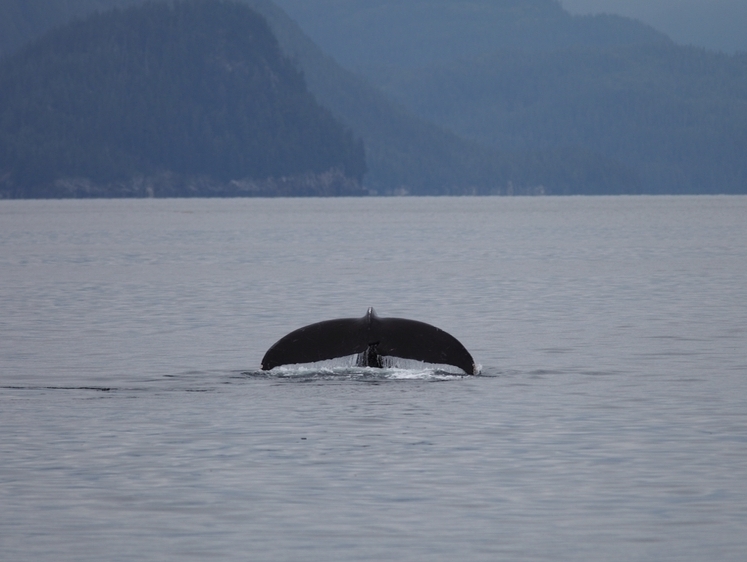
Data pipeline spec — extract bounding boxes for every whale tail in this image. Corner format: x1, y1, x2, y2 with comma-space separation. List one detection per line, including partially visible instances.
261, 308, 475, 375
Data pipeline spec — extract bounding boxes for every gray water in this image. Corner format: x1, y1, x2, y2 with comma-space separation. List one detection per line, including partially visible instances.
1, 196, 746, 561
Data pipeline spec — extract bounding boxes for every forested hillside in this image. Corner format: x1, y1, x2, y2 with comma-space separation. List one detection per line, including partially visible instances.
0, 0, 649, 195
276, 0, 747, 194
0, 0, 140, 58
272, 0, 670, 72
3, 0, 743, 194
373, 43, 747, 193
0, 1, 366, 197
562, 0, 747, 54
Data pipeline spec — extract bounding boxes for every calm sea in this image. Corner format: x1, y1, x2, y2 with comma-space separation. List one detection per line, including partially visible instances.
1, 196, 746, 561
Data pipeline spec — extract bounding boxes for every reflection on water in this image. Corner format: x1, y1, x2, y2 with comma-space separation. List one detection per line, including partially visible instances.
244, 367, 475, 383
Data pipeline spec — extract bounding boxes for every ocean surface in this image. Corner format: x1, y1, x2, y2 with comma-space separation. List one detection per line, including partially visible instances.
1, 195, 746, 561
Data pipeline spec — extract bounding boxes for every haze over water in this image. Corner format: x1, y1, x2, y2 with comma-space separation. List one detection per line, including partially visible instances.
1, 196, 746, 561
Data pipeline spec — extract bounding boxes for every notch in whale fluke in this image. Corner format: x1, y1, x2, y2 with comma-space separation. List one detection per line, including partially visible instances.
261, 307, 476, 375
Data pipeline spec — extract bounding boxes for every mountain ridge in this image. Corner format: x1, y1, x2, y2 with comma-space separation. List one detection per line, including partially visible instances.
271, 0, 671, 73
2, 0, 643, 195
273, 0, 747, 194
0, 0, 367, 197
3, 0, 739, 194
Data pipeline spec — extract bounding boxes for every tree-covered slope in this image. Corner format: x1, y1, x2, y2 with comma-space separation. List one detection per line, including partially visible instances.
371, 44, 747, 193
272, 0, 670, 72
275, 0, 747, 193
0, 0, 142, 58
563, 0, 747, 54
0, 0, 646, 195
5, 0, 742, 195
0, 0, 366, 197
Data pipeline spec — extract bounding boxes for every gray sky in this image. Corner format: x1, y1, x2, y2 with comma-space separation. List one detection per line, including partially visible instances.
561, 0, 747, 52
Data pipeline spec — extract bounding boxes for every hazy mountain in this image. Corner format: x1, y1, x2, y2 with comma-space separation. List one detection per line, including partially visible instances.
243, 0, 527, 194
275, 0, 747, 194
245, 0, 639, 194
0, 1, 366, 197
0, 0, 144, 58
3, 0, 742, 196
1, 0, 641, 195
562, 0, 747, 54
272, 0, 670, 74
372, 43, 747, 193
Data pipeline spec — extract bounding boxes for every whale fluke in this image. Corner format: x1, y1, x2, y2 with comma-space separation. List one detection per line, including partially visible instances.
261, 308, 476, 375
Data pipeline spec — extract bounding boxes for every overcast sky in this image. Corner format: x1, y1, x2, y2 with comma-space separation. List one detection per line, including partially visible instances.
561, 0, 747, 52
